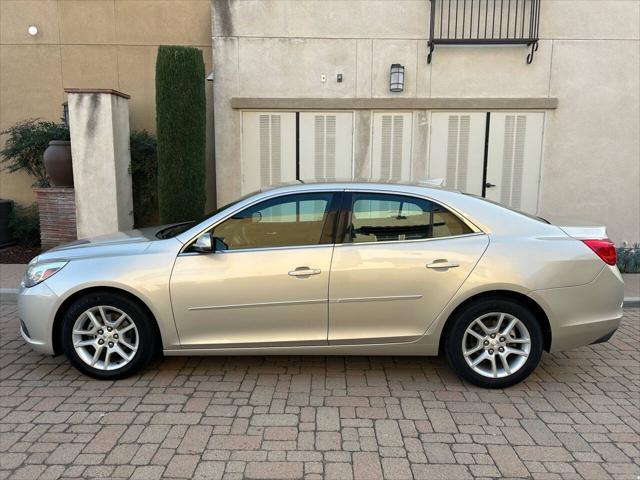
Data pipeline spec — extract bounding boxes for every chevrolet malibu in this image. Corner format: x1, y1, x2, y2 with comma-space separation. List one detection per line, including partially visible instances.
18, 182, 624, 388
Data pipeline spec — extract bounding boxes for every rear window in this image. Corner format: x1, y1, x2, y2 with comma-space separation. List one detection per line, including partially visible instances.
463, 193, 550, 224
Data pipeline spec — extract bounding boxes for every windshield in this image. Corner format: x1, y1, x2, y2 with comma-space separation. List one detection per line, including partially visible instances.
156, 191, 258, 239
463, 193, 550, 224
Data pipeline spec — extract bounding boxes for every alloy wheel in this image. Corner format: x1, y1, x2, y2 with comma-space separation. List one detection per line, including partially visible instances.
72, 305, 139, 371
461, 312, 531, 379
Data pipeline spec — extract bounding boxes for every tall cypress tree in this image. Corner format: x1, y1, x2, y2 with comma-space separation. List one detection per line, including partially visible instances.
155, 45, 206, 223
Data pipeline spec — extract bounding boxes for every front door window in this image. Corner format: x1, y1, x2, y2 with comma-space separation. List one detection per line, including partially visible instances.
210, 192, 338, 250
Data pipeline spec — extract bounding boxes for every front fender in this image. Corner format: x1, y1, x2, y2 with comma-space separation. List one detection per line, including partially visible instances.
44, 247, 181, 349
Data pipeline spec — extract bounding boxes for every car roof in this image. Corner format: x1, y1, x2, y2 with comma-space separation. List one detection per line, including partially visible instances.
260, 178, 456, 194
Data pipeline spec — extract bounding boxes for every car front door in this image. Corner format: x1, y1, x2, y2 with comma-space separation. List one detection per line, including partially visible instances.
328, 191, 488, 344
171, 191, 341, 348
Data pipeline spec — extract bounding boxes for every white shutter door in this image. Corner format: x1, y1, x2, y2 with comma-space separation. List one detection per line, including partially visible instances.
371, 112, 413, 181
428, 112, 486, 195
485, 112, 544, 213
299, 112, 353, 181
241, 111, 296, 194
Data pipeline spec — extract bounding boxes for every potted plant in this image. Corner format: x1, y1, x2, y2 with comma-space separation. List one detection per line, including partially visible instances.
1, 118, 71, 188
43, 114, 73, 187
43, 139, 73, 187
617, 242, 640, 273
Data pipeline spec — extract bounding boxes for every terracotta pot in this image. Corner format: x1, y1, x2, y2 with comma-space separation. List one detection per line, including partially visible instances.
43, 140, 74, 187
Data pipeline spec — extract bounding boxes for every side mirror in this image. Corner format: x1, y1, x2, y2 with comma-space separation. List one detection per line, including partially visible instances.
192, 233, 228, 253
192, 233, 213, 253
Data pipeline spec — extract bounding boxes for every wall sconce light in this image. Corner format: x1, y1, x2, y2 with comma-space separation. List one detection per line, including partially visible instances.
389, 64, 405, 92
27, 25, 39, 36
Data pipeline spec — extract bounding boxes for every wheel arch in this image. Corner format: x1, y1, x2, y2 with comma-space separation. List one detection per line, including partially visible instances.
438, 290, 552, 355
52, 286, 163, 357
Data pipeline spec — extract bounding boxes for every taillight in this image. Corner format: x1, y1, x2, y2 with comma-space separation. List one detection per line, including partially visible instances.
582, 239, 617, 266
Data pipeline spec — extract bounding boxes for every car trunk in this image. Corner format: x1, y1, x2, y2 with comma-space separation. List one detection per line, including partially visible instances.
556, 225, 608, 240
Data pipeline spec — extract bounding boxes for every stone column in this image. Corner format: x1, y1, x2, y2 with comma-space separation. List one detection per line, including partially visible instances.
65, 88, 133, 238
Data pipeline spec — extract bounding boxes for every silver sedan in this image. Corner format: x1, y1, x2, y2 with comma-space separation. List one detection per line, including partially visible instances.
18, 182, 624, 388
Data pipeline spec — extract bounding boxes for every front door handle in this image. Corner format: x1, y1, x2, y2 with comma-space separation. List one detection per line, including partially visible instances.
485, 182, 496, 188
427, 260, 460, 269
288, 267, 322, 277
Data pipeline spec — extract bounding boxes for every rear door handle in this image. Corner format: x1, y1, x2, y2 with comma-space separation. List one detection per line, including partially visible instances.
426, 260, 460, 269
288, 267, 321, 277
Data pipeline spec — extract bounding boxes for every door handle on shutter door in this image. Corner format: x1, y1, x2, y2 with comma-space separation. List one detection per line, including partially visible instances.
288, 267, 321, 277
426, 260, 460, 269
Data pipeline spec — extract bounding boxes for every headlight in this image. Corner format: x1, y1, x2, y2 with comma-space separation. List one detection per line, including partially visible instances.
22, 259, 68, 288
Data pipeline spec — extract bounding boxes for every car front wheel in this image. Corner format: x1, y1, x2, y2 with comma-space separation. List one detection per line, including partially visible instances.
444, 298, 544, 388
60, 291, 156, 380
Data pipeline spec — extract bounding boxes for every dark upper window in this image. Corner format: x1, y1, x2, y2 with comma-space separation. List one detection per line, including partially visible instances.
210, 192, 337, 250
346, 193, 473, 244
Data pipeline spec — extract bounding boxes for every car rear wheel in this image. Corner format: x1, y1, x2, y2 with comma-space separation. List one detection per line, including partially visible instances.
61, 292, 156, 380
444, 298, 544, 388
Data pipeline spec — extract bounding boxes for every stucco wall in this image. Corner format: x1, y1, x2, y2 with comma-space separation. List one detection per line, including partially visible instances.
211, 0, 639, 244
0, 0, 216, 209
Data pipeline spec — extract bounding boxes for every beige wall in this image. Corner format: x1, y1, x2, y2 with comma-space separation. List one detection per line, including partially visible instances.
0, 0, 215, 209
211, 0, 640, 244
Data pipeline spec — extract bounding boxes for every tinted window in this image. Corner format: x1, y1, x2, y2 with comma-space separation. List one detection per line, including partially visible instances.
211, 193, 336, 250
432, 203, 474, 238
347, 193, 472, 243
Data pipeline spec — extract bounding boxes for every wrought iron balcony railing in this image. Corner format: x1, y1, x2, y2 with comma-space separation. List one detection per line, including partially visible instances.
427, 0, 541, 64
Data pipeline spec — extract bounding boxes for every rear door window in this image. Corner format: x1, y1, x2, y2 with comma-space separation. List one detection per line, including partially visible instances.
346, 193, 472, 243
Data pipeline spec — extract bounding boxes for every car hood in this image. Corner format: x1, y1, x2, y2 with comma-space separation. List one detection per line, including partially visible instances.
37, 225, 181, 261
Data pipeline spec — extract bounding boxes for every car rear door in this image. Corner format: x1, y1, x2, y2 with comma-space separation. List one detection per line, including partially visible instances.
328, 191, 489, 344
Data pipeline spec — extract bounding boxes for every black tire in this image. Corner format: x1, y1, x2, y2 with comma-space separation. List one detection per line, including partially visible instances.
60, 291, 157, 380
444, 297, 544, 389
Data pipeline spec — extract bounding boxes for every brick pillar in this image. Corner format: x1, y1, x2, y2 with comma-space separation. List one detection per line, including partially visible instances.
33, 187, 77, 250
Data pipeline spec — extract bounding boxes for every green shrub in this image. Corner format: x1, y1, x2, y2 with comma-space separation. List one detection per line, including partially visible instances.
0, 119, 69, 187
155, 45, 206, 224
617, 243, 640, 273
130, 130, 159, 228
9, 203, 40, 247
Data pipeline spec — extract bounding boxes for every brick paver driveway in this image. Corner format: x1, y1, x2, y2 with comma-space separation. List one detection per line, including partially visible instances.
1, 303, 638, 480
